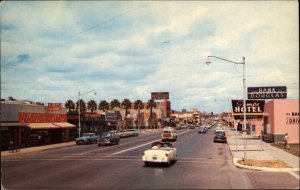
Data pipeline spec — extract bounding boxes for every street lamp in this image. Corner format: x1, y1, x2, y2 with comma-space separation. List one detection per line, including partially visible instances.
206, 55, 247, 160
78, 90, 97, 137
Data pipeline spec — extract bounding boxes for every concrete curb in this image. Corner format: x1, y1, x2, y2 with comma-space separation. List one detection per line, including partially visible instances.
1, 142, 76, 158
232, 157, 300, 172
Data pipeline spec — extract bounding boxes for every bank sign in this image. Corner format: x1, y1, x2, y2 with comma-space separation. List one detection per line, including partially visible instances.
231, 100, 265, 119
247, 86, 287, 99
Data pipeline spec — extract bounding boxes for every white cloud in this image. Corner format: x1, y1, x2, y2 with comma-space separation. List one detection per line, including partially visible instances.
1, 1, 298, 112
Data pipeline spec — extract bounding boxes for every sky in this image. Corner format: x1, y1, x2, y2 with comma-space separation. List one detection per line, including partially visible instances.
1, 1, 299, 113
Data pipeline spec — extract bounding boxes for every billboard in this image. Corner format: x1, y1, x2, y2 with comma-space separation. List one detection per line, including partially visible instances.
247, 86, 287, 99
231, 100, 265, 119
151, 92, 169, 100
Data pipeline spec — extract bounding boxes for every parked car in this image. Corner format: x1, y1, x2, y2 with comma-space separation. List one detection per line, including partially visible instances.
198, 126, 207, 134
188, 124, 195, 129
142, 141, 177, 167
213, 131, 227, 143
75, 133, 99, 145
118, 130, 131, 138
97, 131, 120, 146
127, 129, 139, 137
175, 124, 182, 130
181, 125, 188, 129
161, 127, 177, 142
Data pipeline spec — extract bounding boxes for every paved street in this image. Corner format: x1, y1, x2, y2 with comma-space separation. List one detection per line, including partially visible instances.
2, 128, 299, 189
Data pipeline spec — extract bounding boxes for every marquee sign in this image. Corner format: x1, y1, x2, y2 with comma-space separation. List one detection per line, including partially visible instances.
231, 100, 265, 119
151, 92, 169, 100
247, 86, 287, 99
48, 103, 62, 112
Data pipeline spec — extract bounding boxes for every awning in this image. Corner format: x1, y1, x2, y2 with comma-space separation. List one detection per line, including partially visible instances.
27, 123, 61, 129
53, 122, 77, 128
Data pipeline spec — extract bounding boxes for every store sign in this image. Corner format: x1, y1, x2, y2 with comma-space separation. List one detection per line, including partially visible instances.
151, 92, 169, 100
286, 112, 300, 125
231, 100, 265, 119
106, 112, 119, 121
48, 103, 62, 111
247, 86, 287, 99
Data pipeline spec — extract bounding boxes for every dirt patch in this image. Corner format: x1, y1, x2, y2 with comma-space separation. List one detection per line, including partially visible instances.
238, 159, 291, 168
271, 143, 300, 157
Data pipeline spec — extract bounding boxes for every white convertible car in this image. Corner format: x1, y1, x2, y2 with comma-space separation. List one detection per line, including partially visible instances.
142, 141, 177, 167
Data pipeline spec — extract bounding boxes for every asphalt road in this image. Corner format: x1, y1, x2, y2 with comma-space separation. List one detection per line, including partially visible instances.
2, 128, 299, 189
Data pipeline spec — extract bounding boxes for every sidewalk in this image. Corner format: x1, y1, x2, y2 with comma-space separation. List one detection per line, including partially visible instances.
225, 127, 299, 179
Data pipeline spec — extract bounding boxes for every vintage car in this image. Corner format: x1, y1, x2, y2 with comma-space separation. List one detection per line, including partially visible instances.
161, 127, 177, 142
97, 131, 120, 146
75, 133, 99, 145
127, 129, 139, 137
213, 131, 227, 143
198, 126, 207, 134
142, 141, 177, 167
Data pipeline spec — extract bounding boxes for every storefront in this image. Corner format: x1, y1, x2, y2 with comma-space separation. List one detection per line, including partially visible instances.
232, 99, 299, 143
1, 101, 76, 151
263, 99, 299, 143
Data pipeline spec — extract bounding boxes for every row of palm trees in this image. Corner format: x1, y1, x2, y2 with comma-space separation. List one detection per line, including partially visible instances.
65, 98, 157, 126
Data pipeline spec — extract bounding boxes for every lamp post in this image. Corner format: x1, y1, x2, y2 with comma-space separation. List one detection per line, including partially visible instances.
78, 90, 97, 137
206, 56, 247, 160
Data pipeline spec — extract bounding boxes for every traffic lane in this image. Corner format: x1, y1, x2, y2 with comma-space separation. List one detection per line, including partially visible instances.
70, 129, 193, 156
20, 132, 161, 157
109, 128, 255, 189
171, 127, 230, 161
1, 154, 252, 189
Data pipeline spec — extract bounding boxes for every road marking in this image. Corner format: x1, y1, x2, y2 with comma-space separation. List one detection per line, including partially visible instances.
110, 139, 160, 156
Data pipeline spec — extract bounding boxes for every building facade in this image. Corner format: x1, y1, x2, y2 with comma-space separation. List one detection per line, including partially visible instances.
1, 100, 76, 150
223, 99, 299, 143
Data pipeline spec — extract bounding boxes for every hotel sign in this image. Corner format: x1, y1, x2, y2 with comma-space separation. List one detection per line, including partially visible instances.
231, 100, 265, 119
247, 86, 287, 99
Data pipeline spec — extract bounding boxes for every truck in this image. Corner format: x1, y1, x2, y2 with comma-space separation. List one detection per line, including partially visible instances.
75, 133, 99, 145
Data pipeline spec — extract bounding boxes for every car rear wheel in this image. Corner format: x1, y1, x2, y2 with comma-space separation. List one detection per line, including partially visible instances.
167, 160, 171, 167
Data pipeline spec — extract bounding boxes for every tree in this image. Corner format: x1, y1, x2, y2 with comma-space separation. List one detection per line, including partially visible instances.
147, 99, 156, 128
121, 98, 132, 118
76, 99, 86, 113
122, 99, 132, 129
98, 100, 109, 113
65, 100, 75, 113
134, 100, 144, 128
110, 99, 120, 111
87, 100, 97, 114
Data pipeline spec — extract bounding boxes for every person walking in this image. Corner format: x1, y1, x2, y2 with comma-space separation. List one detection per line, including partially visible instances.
284, 133, 290, 149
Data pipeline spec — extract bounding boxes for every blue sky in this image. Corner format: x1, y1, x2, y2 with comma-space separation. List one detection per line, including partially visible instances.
1, 1, 299, 113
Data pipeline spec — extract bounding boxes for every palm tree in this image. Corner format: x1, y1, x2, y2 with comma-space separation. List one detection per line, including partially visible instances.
134, 100, 144, 129
65, 100, 75, 113
147, 99, 156, 129
76, 99, 86, 113
87, 100, 97, 114
98, 100, 109, 113
110, 99, 120, 111
121, 99, 132, 118
122, 99, 132, 129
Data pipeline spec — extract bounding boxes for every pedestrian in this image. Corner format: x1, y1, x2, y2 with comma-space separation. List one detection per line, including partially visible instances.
284, 133, 290, 149
9, 141, 14, 153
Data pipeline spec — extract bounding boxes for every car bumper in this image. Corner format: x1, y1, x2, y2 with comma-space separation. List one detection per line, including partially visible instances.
142, 157, 169, 163
214, 139, 227, 142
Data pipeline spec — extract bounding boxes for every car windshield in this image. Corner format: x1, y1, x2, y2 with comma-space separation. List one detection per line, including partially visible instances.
82, 133, 93, 137
215, 132, 225, 136
102, 133, 112, 137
